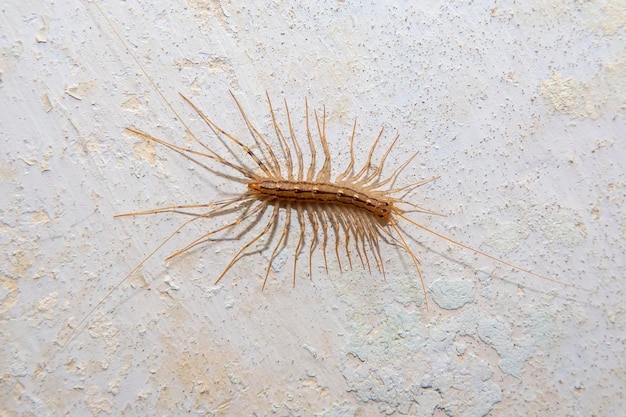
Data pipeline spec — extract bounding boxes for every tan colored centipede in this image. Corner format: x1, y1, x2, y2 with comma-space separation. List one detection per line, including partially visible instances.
62, 91, 571, 349
65, 89, 567, 346
121, 91, 440, 299
115, 91, 565, 305
61, 3, 575, 349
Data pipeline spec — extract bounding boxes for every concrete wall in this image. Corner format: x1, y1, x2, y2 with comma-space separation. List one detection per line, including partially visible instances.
2, 1, 624, 415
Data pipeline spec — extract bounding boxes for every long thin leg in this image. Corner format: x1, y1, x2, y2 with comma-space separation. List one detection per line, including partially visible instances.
305, 99, 317, 181
214, 204, 280, 284
336, 118, 358, 183
266, 92, 293, 180
353, 213, 373, 273
307, 206, 320, 278
293, 206, 306, 287
328, 210, 345, 272
394, 212, 578, 288
385, 176, 440, 196
114, 196, 249, 219
340, 211, 365, 271
358, 134, 401, 187
393, 199, 446, 217
63, 202, 221, 348
389, 221, 429, 311
365, 216, 386, 278
127, 127, 255, 180
227, 91, 282, 178
165, 200, 268, 260
352, 127, 384, 182
318, 210, 330, 274
93, 1, 201, 164
367, 149, 419, 191
284, 98, 304, 181
180, 94, 277, 179
314, 107, 332, 183
264, 204, 291, 289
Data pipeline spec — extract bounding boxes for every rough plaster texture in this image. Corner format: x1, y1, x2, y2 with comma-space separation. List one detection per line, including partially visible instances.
1, 1, 624, 416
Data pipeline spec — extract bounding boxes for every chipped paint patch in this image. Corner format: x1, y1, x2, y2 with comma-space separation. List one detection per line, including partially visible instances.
539, 58, 626, 119
430, 279, 475, 310
340, 305, 504, 416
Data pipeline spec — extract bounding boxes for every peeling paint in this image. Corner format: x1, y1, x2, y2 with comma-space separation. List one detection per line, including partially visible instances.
539, 59, 626, 119
430, 278, 475, 310
2, 1, 622, 416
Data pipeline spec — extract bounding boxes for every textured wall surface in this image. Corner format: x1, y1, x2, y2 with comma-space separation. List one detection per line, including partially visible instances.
1, 1, 624, 416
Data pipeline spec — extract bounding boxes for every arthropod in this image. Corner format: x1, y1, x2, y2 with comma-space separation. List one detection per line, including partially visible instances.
68, 90, 565, 345
115, 91, 560, 306
121, 90, 441, 298
65, 3, 573, 347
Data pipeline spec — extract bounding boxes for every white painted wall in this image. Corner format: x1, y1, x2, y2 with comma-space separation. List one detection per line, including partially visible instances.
2, 1, 624, 416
